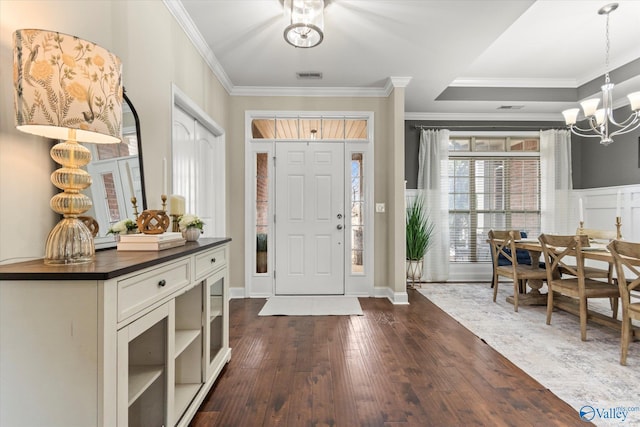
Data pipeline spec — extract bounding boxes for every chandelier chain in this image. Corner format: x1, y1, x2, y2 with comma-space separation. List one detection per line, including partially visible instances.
605, 11, 610, 70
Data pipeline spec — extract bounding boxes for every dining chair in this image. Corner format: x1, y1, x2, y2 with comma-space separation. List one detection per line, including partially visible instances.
489, 230, 533, 290
607, 240, 640, 365
488, 230, 547, 312
539, 234, 619, 341
573, 228, 616, 283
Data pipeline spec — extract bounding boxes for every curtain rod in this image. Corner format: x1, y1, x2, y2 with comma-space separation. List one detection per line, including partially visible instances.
412, 125, 562, 130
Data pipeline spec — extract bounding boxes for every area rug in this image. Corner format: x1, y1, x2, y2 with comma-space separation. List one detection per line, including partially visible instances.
418, 283, 640, 426
258, 296, 363, 316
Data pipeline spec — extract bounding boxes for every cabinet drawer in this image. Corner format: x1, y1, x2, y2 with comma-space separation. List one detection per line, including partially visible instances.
118, 259, 190, 322
195, 246, 226, 280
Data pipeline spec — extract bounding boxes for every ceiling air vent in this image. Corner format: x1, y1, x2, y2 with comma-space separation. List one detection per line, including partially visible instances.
296, 71, 323, 80
497, 105, 524, 110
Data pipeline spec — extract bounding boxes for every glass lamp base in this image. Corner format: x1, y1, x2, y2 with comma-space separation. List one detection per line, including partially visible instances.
44, 217, 95, 265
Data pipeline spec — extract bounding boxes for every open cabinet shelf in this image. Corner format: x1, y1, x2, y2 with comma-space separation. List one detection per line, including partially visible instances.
175, 329, 201, 358
128, 365, 164, 406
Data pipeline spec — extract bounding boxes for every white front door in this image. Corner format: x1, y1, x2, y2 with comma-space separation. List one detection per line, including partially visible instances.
275, 142, 345, 295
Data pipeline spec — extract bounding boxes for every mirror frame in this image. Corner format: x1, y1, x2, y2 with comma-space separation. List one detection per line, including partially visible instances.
123, 88, 147, 212
93, 88, 147, 250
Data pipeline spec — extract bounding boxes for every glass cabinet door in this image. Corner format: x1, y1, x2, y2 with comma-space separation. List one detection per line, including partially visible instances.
207, 269, 226, 374
118, 304, 169, 427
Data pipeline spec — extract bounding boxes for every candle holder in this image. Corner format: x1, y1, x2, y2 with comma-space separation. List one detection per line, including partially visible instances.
161, 194, 167, 212
131, 196, 139, 219
171, 214, 181, 232
616, 216, 622, 239
168, 194, 186, 232
578, 221, 584, 233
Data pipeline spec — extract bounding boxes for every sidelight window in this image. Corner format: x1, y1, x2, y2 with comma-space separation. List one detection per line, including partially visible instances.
351, 153, 364, 274
255, 153, 269, 274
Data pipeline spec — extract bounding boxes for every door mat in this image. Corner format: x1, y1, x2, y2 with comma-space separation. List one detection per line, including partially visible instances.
258, 296, 363, 316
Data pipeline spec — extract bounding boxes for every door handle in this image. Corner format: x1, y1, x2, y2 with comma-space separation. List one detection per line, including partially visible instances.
337, 224, 343, 230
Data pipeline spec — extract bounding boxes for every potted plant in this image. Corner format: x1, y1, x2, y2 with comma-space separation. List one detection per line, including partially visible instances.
406, 195, 435, 284
178, 214, 204, 241
107, 219, 138, 241
256, 233, 268, 273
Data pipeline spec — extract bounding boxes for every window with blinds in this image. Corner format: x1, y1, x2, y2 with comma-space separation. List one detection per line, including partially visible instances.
448, 136, 541, 263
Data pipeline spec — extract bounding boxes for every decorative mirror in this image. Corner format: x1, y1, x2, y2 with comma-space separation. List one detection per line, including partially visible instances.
85, 89, 147, 249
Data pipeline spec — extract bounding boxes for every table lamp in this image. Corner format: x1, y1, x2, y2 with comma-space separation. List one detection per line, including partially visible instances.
13, 29, 122, 264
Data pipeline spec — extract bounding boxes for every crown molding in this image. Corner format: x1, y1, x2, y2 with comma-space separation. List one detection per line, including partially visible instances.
388, 77, 413, 89
450, 77, 578, 88
231, 85, 390, 98
163, 0, 234, 94
404, 112, 563, 122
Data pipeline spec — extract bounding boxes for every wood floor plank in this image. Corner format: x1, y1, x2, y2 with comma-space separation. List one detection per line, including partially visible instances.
190, 289, 590, 426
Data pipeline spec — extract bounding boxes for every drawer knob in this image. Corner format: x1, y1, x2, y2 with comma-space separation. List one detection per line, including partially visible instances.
211, 258, 216, 263
158, 279, 166, 287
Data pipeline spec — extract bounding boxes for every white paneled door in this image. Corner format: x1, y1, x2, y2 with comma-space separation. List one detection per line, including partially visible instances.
275, 142, 345, 295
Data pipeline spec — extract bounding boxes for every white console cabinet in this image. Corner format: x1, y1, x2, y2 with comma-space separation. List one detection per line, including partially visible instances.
0, 238, 230, 427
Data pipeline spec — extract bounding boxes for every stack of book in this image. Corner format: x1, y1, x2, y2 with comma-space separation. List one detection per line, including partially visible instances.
117, 232, 186, 251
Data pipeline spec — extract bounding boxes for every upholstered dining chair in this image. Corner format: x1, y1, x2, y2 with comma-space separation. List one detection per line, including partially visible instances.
488, 230, 547, 312
539, 234, 619, 341
607, 240, 640, 365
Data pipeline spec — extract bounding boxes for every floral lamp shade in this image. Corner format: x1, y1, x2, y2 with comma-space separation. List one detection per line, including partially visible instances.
13, 29, 123, 143
13, 29, 123, 265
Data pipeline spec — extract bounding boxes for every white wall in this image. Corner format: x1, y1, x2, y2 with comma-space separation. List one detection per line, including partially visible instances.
575, 184, 640, 242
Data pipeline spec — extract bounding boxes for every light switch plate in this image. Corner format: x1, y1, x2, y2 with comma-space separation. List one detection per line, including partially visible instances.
375, 203, 385, 213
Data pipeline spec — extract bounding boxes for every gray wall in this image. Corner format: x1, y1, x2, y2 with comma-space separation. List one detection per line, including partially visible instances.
405, 116, 640, 190
573, 127, 640, 189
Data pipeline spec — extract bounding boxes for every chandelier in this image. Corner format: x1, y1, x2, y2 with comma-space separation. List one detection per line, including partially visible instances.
283, 0, 324, 48
562, 3, 640, 145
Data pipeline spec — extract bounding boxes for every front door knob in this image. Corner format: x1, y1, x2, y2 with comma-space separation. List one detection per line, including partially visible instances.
337, 224, 343, 230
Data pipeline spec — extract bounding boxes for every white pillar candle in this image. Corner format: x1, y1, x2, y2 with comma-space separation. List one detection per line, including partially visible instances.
169, 194, 186, 216
616, 190, 621, 218
579, 198, 584, 222
126, 163, 135, 197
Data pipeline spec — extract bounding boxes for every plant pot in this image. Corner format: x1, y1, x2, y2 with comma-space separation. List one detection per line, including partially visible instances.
406, 258, 423, 281
182, 228, 201, 242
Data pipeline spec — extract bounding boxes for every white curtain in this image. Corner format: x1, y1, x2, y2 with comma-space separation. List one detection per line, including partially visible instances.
417, 129, 450, 281
540, 129, 572, 234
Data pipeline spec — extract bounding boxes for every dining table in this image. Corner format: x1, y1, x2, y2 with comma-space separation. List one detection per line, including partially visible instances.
510, 237, 639, 339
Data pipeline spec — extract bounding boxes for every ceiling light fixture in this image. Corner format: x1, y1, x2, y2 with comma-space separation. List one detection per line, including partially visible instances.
284, 0, 324, 48
562, 3, 640, 145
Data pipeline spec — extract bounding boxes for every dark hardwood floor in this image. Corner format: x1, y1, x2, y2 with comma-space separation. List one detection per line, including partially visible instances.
191, 289, 588, 427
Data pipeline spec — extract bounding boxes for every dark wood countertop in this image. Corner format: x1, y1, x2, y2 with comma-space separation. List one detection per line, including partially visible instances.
0, 238, 231, 281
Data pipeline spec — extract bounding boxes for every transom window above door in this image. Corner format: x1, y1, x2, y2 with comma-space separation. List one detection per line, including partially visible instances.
251, 117, 367, 140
